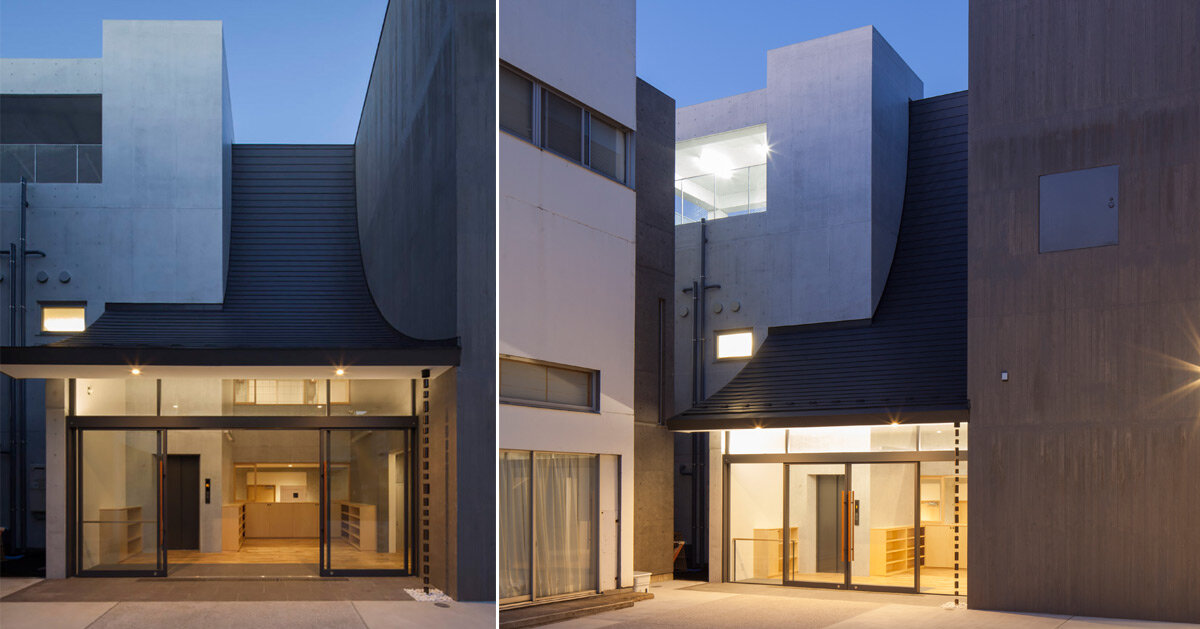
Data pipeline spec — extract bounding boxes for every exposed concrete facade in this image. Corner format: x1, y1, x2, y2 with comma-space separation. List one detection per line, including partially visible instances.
499, 0, 638, 598
673, 27, 922, 413
354, 0, 496, 602
968, 0, 1200, 622
632, 78, 676, 580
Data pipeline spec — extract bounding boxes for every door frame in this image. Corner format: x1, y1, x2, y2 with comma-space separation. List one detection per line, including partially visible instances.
725, 449, 967, 594
68, 408, 416, 578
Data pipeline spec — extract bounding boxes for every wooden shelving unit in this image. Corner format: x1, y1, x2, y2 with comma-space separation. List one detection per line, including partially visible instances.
869, 526, 925, 576
337, 502, 377, 551
222, 503, 246, 551
98, 506, 143, 564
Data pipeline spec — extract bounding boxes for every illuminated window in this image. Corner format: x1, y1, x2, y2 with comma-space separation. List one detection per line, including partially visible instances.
675, 124, 768, 224
41, 304, 85, 333
500, 356, 598, 412
232, 379, 350, 405
716, 330, 753, 359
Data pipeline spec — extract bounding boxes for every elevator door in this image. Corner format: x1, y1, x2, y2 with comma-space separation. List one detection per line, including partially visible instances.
165, 454, 200, 550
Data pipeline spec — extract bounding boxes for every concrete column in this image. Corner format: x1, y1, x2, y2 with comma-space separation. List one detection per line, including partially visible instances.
708, 432, 723, 583
44, 378, 66, 578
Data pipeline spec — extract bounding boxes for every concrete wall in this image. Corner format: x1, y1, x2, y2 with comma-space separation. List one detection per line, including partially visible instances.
0, 20, 231, 338
632, 79, 676, 579
353, 0, 495, 601
499, 0, 637, 593
673, 27, 922, 413
500, 0, 636, 130
968, 0, 1200, 622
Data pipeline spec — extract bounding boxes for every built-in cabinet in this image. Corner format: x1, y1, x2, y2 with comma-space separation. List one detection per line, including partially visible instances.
221, 503, 246, 550
751, 527, 798, 579
244, 502, 318, 538
99, 506, 144, 564
337, 502, 377, 551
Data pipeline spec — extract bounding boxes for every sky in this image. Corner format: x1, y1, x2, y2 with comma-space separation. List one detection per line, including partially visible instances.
1, 1, 967, 142
0, 0, 387, 143
637, 0, 968, 107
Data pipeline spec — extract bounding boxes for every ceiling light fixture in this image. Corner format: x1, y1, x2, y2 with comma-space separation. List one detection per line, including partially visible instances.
335, 368, 345, 376
130, 368, 141, 375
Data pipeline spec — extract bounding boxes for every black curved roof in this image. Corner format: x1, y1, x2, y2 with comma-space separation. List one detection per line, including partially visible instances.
12, 145, 457, 366
670, 92, 968, 430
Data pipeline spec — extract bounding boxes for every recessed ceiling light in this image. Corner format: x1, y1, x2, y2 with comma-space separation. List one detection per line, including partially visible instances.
130, 368, 141, 375
335, 368, 345, 376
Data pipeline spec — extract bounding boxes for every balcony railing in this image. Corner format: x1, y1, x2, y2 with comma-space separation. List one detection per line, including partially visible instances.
674, 163, 766, 225
0, 144, 102, 183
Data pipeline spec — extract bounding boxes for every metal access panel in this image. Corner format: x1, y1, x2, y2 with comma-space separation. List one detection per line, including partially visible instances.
1039, 165, 1119, 252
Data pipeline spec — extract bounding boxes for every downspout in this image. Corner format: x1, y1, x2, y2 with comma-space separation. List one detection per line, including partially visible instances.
16, 178, 30, 552
4, 243, 15, 553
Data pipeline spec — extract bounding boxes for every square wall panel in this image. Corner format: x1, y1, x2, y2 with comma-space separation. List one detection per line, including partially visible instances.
1039, 165, 1119, 253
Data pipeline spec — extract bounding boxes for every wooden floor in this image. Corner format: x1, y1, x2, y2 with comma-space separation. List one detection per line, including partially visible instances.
741, 567, 967, 595
122, 538, 408, 571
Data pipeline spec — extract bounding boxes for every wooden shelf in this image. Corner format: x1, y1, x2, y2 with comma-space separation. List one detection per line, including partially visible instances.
869, 526, 925, 576
98, 506, 143, 564
337, 502, 376, 551
222, 503, 246, 551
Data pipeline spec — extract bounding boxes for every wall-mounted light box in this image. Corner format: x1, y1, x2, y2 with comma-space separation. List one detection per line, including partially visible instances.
41, 304, 85, 333
716, 330, 753, 359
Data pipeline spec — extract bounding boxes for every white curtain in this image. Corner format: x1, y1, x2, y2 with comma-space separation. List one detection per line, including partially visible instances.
499, 451, 532, 600
534, 453, 598, 597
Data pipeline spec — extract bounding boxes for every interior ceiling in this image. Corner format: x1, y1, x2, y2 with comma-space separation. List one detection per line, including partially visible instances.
0, 364, 451, 380
675, 124, 768, 181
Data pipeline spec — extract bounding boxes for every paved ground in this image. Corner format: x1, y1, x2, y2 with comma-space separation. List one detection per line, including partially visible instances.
547, 581, 1200, 629
0, 577, 496, 628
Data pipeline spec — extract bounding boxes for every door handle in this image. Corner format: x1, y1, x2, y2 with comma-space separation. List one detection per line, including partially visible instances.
844, 490, 855, 562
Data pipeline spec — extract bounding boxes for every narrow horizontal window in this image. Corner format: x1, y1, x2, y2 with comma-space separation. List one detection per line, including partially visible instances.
499, 66, 534, 140
588, 116, 625, 181
42, 304, 86, 333
715, 330, 753, 359
500, 356, 597, 412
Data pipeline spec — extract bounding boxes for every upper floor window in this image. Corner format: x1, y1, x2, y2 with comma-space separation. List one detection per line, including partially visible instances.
41, 303, 86, 333
675, 124, 767, 224
0, 94, 102, 183
500, 356, 598, 412
233, 379, 350, 406
499, 64, 631, 186
715, 329, 754, 360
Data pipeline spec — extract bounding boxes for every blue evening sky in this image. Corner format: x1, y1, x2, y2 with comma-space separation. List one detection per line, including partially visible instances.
637, 0, 968, 107
0, 0, 387, 143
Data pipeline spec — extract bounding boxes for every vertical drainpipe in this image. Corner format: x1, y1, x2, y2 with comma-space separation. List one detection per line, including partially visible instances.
14, 178, 31, 551
689, 218, 710, 573
5, 242, 16, 552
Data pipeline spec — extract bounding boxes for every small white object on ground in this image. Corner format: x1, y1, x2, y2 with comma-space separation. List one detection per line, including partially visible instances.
404, 587, 454, 603
940, 601, 967, 610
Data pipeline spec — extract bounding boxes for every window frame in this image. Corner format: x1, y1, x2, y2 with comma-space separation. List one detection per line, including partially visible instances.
39, 301, 87, 335
498, 62, 633, 188
714, 328, 755, 361
499, 355, 600, 413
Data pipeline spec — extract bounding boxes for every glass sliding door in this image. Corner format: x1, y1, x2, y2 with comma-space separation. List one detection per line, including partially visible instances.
499, 451, 532, 604
78, 429, 164, 575
784, 463, 849, 587
533, 452, 598, 598
322, 429, 411, 575
849, 463, 919, 592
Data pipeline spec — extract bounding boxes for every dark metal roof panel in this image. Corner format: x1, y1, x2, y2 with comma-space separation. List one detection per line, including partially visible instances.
49, 145, 456, 354
670, 91, 969, 428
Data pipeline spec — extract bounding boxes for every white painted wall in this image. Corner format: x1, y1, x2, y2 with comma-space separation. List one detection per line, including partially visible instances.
1, 20, 232, 342
499, 1, 637, 591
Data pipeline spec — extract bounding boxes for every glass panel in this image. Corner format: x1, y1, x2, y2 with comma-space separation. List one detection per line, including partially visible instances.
1, 94, 103, 144
534, 452, 597, 597
327, 429, 409, 572
850, 463, 917, 590
588, 117, 624, 181
675, 124, 768, 224
675, 173, 715, 224
919, 423, 968, 451
499, 451, 532, 601
727, 428, 786, 455
786, 463, 847, 585
786, 425, 918, 453
716, 331, 752, 358
331, 380, 409, 416
728, 463, 782, 584
543, 92, 582, 162
80, 430, 159, 572
500, 359, 546, 402
75, 378, 157, 415
747, 163, 766, 213
499, 67, 533, 140
919, 460, 968, 595
78, 144, 102, 182
35, 144, 76, 182
714, 166, 749, 218
0, 144, 34, 182
545, 367, 590, 407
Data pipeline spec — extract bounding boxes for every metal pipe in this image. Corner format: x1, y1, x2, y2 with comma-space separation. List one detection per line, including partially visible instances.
657, 297, 665, 425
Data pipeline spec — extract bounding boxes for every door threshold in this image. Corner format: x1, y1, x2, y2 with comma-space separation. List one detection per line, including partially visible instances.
142, 576, 348, 582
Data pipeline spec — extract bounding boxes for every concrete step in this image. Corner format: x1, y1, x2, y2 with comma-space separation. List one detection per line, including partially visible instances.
500, 589, 654, 629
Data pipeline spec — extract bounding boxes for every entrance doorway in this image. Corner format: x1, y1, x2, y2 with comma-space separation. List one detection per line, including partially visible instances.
73, 424, 415, 578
